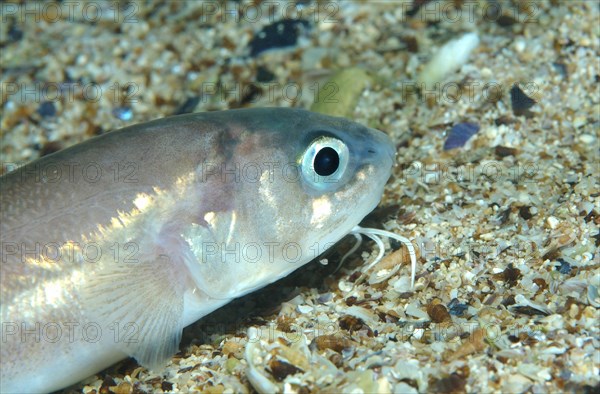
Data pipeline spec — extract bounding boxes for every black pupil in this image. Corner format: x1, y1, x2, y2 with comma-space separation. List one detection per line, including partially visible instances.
313, 147, 339, 176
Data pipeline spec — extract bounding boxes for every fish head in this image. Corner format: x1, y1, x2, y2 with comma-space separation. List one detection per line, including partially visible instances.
184, 108, 396, 299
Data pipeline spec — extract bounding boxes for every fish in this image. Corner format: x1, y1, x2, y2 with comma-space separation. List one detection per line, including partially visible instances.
0, 107, 412, 393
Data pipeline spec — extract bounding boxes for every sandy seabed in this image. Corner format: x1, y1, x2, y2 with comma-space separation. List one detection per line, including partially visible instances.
1, 1, 598, 393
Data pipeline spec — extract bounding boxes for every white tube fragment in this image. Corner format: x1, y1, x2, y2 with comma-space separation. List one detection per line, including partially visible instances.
418, 32, 480, 87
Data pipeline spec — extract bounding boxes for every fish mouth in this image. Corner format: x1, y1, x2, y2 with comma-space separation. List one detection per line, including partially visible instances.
362, 129, 396, 174
360, 130, 396, 209
381, 142, 396, 167
380, 132, 396, 163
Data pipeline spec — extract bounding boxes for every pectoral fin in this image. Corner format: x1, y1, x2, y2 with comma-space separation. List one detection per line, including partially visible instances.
82, 245, 188, 371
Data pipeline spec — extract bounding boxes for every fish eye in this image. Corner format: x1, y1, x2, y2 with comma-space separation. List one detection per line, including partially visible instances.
314, 147, 339, 176
301, 136, 349, 189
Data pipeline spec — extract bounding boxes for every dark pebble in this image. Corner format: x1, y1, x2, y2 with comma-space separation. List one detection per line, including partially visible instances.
497, 207, 511, 224
552, 62, 569, 78
174, 96, 200, 115
443, 122, 480, 150
339, 315, 365, 332
518, 205, 534, 220
484, 2, 502, 20
432, 373, 467, 394
448, 298, 469, 316
39, 142, 63, 157
583, 210, 597, 223
502, 294, 516, 306
99, 375, 116, 394
555, 258, 572, 274
37, 101, 56, 118
389, 238, 403, 250
406, 0, 431, 17
8, 22, 24, 42
402, 35, 419, 53
511, 305, 549, 316
494, 115, 516, 126
239, 83, 262, 106
427, 303, 451, 323
494, 145, 518, 157
502, 264, 522, 287
256, 65, 275, 82
249, 19, 310, 57
496, 14, 518, 27
268, 358, 303, 381
510, 84, 536, 116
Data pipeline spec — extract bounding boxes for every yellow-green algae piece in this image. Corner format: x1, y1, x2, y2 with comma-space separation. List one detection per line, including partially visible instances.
310, 68, 373, 118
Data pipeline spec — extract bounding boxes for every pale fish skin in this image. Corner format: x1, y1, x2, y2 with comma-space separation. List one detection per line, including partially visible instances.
0, 108, 395, 393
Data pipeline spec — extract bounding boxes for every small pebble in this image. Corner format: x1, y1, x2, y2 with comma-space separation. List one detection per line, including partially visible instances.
546, 216, 559, 229
578, 134, 595, 144
514, 38, 527, 53
297, 304, 313, 314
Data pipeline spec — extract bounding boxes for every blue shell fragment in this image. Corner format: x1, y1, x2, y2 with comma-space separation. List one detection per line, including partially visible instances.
448, 298, 469, 316
112, 106, 133, 121
443, 122, 480, 150
555, 258, 572, 275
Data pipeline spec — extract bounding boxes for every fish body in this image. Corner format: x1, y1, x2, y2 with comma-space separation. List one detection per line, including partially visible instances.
0, 108, 395, 393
